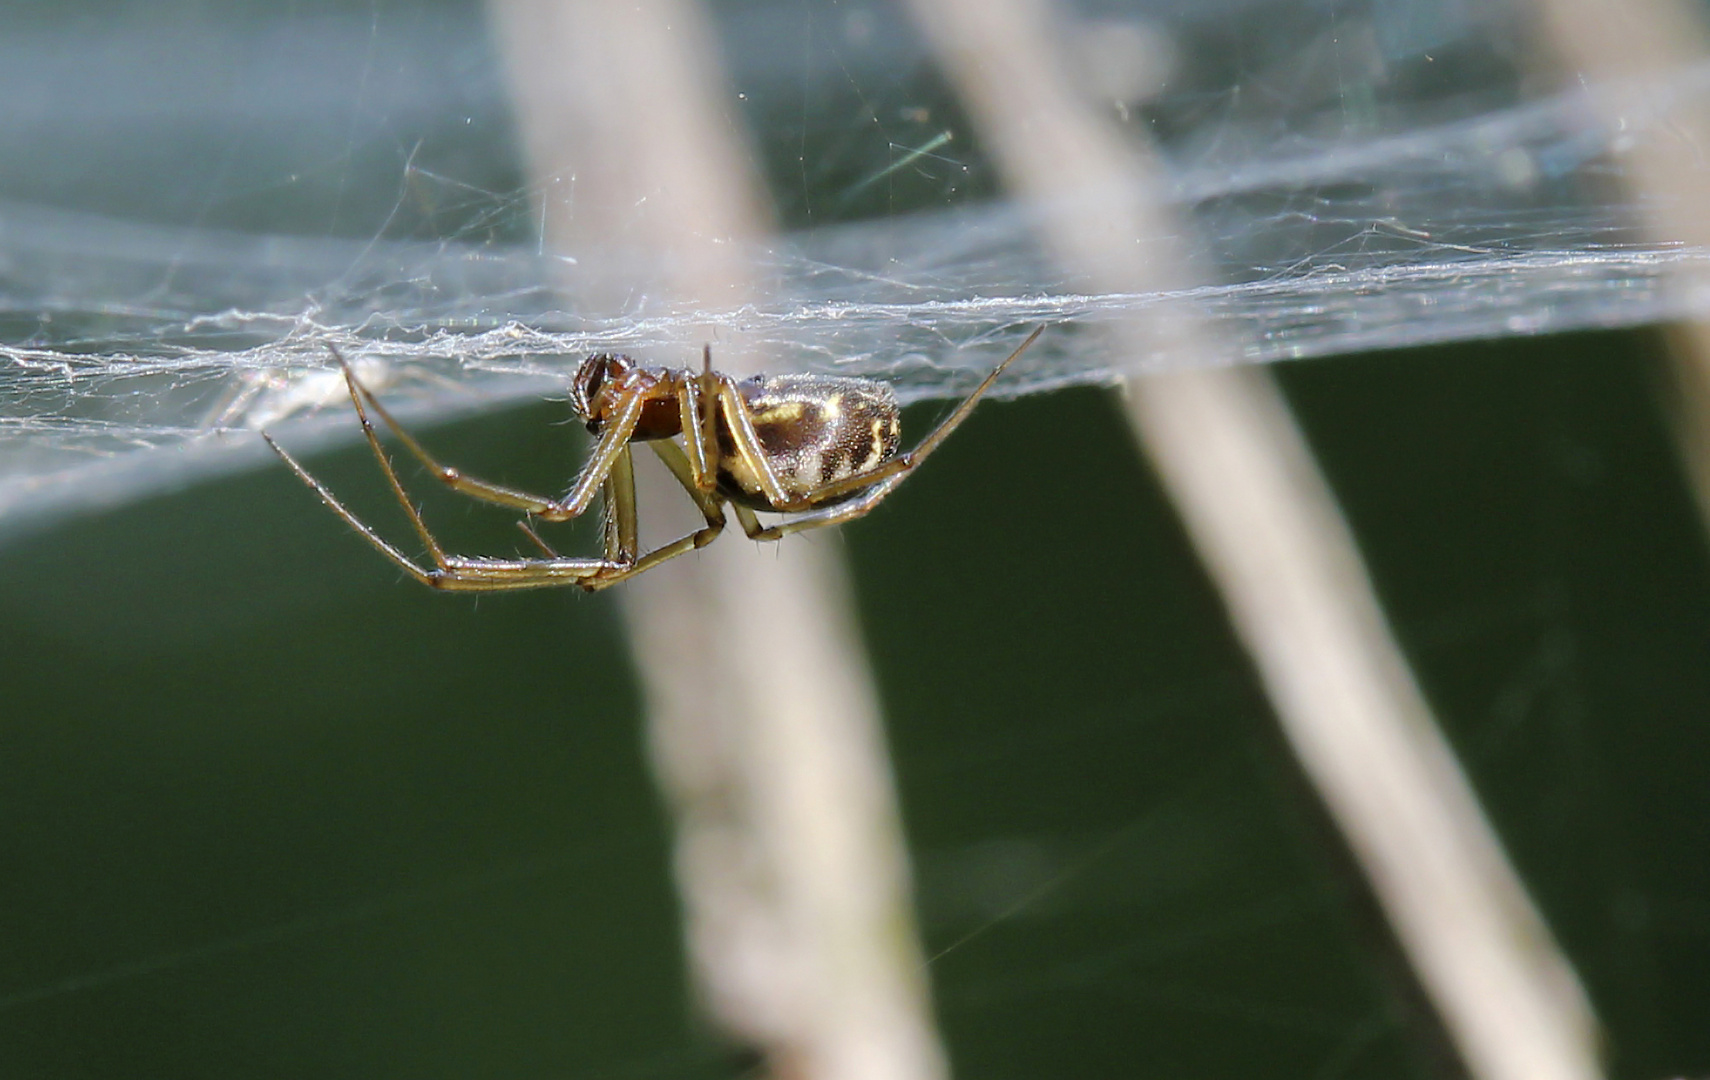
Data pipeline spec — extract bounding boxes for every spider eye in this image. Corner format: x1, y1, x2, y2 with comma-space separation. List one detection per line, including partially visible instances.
574, 355, 613, 420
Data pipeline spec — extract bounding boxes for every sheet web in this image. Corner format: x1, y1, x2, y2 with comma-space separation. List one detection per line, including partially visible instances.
0, 0, 1700, 536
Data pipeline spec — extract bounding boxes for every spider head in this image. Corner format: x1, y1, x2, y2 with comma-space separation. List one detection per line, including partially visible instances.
570, 353, 632, 432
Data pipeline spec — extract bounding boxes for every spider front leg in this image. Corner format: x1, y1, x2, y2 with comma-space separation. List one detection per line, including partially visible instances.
331, 345, 640, 523
263, 434, 624, 591
263, 348, 642, 592
678, 363, 718, 496
603, 444, 640, 564
707, 374, 798, 509
578, 439, 732, 592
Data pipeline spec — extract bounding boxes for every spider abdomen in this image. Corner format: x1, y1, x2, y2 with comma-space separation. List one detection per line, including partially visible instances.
716, 373, 901, 510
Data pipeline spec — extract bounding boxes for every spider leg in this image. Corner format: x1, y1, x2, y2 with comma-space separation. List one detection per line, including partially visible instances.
900, 324, 1041, 468
677, 373, 717, 495
339, 361, 454, 565
581, 525, 723, 591
518, 445, 648, 579
603, 445, 640, 563
744, 324, 1044, 525
329, 345, 640, 522
688, 345, 800, 517
745, 476, 905, 542
551, 390, 650, 521
775, 457, 911, 511
697, 354, 723, 490
648, 439, 728, 532
264, 433, 620, 590
578, 440, 731, 591
427, 555, 630, 591
265, 433, 442, 584
659, 398, 760, 539
710, 374, 798, 508
732, 503, 766, 540
516, 519, 560, 556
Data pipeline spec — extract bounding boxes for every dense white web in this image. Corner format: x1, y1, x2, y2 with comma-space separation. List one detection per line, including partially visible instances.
0, 0, 1700, 535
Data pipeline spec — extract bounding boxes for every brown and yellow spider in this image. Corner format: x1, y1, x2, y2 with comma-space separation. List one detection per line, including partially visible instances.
263, 326, 1043, 592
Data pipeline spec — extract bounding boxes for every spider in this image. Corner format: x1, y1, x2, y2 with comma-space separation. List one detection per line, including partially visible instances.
263, 326, 1044, 593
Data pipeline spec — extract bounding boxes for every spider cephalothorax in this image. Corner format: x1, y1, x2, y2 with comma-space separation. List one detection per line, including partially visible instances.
571, 354, 681, 441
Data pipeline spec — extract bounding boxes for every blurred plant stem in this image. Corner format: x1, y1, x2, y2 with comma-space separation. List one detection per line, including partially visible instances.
906, 2, 1603, 1078
1526, 0, 1710, 552
487, 2, 946, 1078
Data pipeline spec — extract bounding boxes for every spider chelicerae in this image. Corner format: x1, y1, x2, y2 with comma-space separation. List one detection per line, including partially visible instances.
263, 326, 1043, 592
